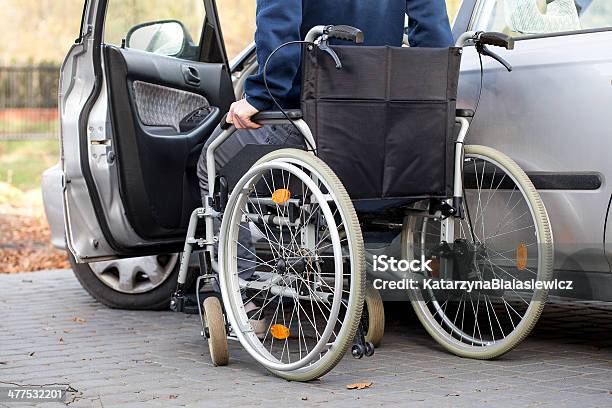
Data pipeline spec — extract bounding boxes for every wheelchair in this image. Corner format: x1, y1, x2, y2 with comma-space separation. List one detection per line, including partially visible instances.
171, 26, 554, 381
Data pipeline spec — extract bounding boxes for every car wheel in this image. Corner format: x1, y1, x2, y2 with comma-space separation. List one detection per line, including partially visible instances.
68, 252, 181, 310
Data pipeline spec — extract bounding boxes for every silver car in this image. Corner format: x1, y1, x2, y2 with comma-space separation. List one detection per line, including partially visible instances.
43, 0, 612, 309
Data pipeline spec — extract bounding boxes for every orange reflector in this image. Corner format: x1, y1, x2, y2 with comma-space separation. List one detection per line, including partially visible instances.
270, 324, 290, 340
272, 189, 291, 204
516, 243, 528, 271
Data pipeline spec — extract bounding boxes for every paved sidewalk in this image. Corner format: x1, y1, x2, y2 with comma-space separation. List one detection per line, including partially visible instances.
1, 270, 611, 407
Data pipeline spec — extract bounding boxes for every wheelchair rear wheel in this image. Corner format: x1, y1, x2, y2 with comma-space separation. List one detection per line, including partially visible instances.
218, 149, 365, 381
404, 145, 553, 359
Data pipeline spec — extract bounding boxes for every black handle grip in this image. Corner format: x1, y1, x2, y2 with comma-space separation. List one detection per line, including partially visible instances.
479, 32, 514, 50
325, 25, 364, 44
220, 113, 232, 130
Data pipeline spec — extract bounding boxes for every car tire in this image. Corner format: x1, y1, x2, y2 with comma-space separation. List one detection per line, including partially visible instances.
68, 252, 182, 310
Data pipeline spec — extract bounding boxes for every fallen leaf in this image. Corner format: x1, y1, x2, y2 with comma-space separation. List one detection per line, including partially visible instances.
59, 337, 64, 343
72, 317, 86, 324
346, 382, 373, 390
169, 395, 178, 400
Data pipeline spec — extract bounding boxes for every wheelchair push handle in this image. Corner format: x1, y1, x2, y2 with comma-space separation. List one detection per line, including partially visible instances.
455, 31, 515, 72
478, 32, 514, 50
475, 32, 514, 72
325, 25, 365, 44
304, 25, 364, 44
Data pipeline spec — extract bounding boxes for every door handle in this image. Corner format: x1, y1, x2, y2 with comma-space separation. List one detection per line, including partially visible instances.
182, 65, 201, 86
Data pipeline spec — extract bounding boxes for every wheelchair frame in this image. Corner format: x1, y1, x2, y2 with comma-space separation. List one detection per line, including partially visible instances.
171, 112, 471, 313
169, 28, 553, 375
172, 28, 476, 305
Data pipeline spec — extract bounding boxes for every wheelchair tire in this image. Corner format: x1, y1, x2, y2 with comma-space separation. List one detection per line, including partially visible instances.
218, 149, 365, 381
203, 296, 229, 367
364, 281, 385, 347
404, 145, 553, 359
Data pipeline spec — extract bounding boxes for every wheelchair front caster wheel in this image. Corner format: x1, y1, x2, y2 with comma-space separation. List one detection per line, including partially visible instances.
365, 341, 375, 357
364, 281, 385, 347
203, 297, 229, 367
352, 344, 365, 359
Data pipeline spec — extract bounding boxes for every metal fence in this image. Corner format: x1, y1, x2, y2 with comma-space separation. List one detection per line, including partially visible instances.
0, 65, 60, 140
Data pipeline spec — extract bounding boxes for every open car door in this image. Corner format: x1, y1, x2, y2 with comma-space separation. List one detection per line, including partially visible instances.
61, 0, 234, 262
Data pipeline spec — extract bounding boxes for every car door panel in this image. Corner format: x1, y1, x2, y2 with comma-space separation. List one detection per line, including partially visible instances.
104, 45, 232, 240
131, 81, 211, 131
457, 27, 612, 275
61, 0, 234, 262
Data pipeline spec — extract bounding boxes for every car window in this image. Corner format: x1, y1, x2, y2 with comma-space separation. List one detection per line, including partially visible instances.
473, 0, 612, 36
104, 0, 206, 61
216, 1, 257, 62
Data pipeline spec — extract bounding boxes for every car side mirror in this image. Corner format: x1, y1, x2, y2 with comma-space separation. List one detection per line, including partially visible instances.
126, 20, 193, 57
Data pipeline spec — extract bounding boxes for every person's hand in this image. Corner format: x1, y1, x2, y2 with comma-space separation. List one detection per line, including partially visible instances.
226, 99, 261, 129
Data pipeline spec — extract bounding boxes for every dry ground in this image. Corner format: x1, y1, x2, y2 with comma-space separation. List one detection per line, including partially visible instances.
0, 184, 69, 274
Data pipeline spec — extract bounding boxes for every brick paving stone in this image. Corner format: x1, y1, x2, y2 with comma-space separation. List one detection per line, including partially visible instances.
1, 270, 611, 407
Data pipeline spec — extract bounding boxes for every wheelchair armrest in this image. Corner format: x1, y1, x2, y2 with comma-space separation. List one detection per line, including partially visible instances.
220, 110, 303, 130
253, 110, 303, 122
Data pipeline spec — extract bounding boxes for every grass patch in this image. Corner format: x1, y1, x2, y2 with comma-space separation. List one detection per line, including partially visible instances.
0, 118, 59, 134
0, 140, 60, 191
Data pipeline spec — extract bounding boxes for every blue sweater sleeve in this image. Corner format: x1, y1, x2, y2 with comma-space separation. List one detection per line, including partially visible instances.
406, 0, 454, 48
244, 0, 303, 111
